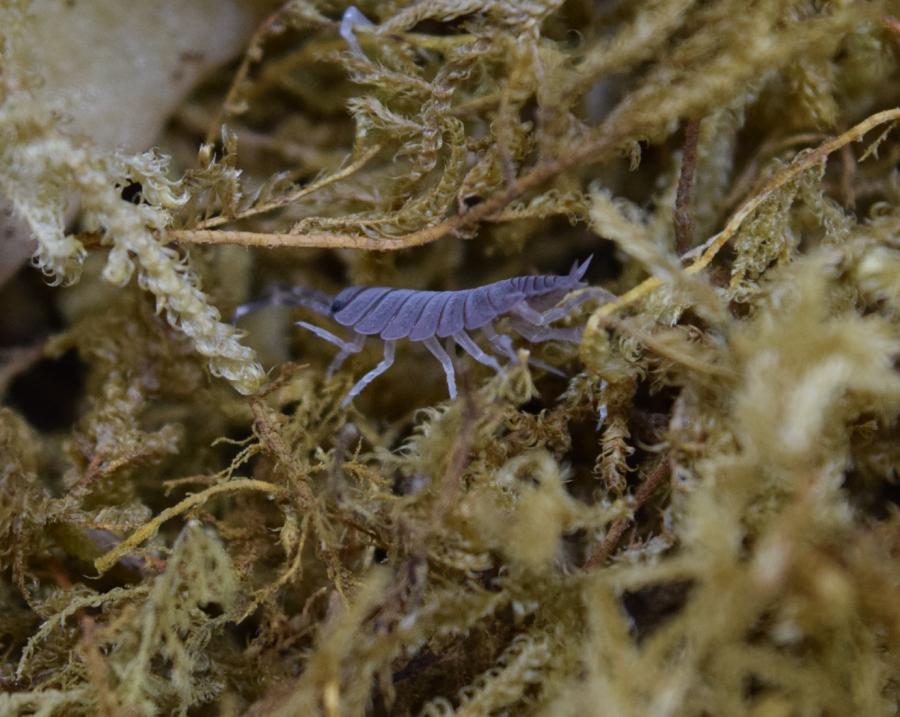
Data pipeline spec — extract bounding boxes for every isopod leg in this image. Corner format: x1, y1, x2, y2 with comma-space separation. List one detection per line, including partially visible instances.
481, 324, 517, 361
453, 330, 503, 373
482, 324, 565, 377
510, 319, 582, 344
297, 321, 351, 349
424, 337, 457, 400
232, 297, 273, 323
512, 287, 614, 325
339, 6, 373, 57
527, 357, 566, 378
327, 332, 366, 377
296, 321, 367, 376
341, 341, 396, 407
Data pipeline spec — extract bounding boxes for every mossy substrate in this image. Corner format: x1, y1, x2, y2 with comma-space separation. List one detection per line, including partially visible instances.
2, 2, 900, 715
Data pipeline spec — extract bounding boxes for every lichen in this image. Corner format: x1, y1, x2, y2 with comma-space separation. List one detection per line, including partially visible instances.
1, 1, 900, 716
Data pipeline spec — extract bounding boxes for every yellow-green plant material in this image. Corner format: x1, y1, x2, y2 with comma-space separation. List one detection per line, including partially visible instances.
1, 1, 900, 716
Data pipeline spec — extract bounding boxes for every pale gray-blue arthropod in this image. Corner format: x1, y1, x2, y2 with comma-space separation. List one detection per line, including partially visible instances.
237, 257, 611, 406
339, 5, 374, 57
232, 285, 332, 322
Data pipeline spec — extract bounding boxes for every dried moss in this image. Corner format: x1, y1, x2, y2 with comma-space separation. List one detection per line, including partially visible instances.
2, 1, 900, 715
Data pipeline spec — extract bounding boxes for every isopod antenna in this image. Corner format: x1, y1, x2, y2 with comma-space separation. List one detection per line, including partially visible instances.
232, 285, 334, 323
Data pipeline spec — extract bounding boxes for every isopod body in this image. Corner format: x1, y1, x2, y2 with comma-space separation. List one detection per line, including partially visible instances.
239, 257, 610, 406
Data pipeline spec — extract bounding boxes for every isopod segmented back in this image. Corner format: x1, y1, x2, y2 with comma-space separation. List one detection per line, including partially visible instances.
236, 256, 600, 405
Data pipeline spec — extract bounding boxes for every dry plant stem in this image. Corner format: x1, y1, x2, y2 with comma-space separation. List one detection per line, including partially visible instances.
247, 396, 350, 596
243, 39, 347, 103
195, 144, 383, 229
168, 222, 456, 251
434, 384, 478, 523
584, 454, 671, 570
674, 118, 700, 253
691, 109, 899, 271
171, 108, 899, 260
93, 478, 287, 575
167, 139, 616, 250
586, 107, 900, 331
248, 396, 316, 511
250, 33, 477, 101
77, 616, 119, 717
239, 514, 310, 622
204, 6, 300, 147
402, 370, 478, 557
720, 132, 826, 212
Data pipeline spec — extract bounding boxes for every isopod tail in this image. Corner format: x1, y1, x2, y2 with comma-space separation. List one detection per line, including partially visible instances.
570, 255, 593, 282
233, 285, 334, 323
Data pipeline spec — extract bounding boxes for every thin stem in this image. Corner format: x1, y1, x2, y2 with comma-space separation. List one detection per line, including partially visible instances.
168, 131, 624, 251
584, 454, 671, 569
674, 118, 700, 253
205, 6, 312, 147
195, 144, 382, 230
94, 479, 287, 575
585, 107, 900, 331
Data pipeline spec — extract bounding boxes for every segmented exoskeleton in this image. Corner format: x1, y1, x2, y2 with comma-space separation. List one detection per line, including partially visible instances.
236, 257, 611, 406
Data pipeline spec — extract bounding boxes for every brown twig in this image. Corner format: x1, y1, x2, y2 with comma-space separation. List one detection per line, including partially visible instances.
93, 478, 287, 575
719, 132, 825, 213
583, 107, 900, 335
167, 134, 621, 251
674, 118, 700, 253
584, 454, 671, 569
204, 7, 298, 147
194, 144, 382, 230
434, 379, 478, 524
249, 396, 317, 508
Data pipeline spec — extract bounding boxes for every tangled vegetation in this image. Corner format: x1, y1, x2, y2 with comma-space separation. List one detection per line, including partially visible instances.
2, 0, 900, 715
